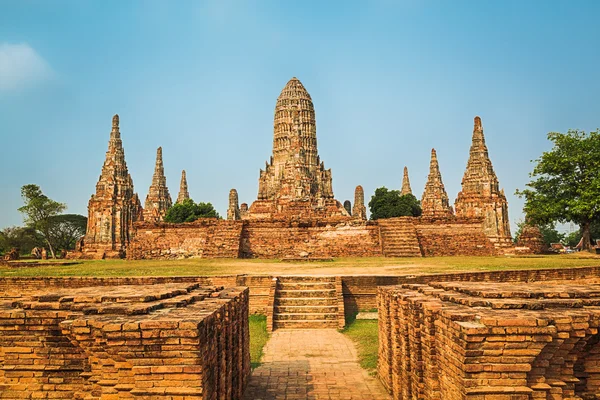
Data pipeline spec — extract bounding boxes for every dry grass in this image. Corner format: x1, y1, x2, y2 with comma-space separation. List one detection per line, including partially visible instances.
1, 253, 599, 277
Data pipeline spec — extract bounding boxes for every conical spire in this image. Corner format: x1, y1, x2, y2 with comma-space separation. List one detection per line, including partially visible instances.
227, 189, 241, 220
421, 149, 453, 217
400, 166, 412, 196
455, 116, 511, 240
176, 170, 190, 204
143, 147, 172, 222
352, 185, 367, 220
84, 114, 143, 253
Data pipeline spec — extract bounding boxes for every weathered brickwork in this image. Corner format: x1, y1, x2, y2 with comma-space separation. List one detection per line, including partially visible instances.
516, 223, 546, 254
415, 216, 497, 256
248, 77, 349, 220
400, 166, 412, 197
421, 149, 453, 217
455, 117, 512, 250
378, 279, 600, 399
353, 185, 367, 220
0, 283, 250, 399
79, 114, 143, 259
176, 170, 190, 204
143, 147, 172, 223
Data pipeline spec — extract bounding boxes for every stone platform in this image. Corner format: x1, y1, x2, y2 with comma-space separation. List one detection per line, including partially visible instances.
378, 279, 600, 400
0, 283, 250, 399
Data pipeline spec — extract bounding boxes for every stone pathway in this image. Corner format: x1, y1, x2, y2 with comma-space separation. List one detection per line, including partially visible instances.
243, 329, 390, 400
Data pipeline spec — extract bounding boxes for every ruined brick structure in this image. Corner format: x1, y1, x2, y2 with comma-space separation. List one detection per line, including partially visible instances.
176, 169, 190, 204
516, 222, 546, 254
400, 166, 412, 196
248, 77, 349, 220
421, 148, 453, 217
455, 116, 512, 249
352, 185, 367, 220
80, 115, 143, 259
378, 278, 600, 399
0, 282, 250, 399
143, 146, 172, 222
343, 200, 352, 216
227, 189, 241, 221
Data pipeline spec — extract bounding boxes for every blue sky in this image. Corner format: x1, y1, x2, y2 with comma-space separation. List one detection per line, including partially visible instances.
1, 1, 599, 235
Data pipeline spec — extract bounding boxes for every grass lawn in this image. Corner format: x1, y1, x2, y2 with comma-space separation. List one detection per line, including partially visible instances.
1, 253, 599, 277
342, 318, 379, 374
249, 314, 269, 369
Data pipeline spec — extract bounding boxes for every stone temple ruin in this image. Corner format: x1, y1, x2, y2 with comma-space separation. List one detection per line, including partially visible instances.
71, 77, 525, 260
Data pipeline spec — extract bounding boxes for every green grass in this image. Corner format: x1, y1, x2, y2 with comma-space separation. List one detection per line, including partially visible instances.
342, 318, 379, 374
1, 254, 599, 277
249, 314, 269, 369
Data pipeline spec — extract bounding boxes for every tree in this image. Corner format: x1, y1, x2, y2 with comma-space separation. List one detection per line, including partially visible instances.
48, 214, 87, 253
513, 221, 565, 247
516, 130, 600, 251
368, 187, 422, 220
0, 226, 44, 255
18, 184, 66, 258
164, 199, 220, 223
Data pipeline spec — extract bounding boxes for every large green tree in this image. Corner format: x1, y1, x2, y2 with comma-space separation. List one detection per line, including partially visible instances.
368, 187, 422, 220
164, 199, 220, 223
18, 184, 66, 258
516, 130, 600, 251
48, 214, 87, 253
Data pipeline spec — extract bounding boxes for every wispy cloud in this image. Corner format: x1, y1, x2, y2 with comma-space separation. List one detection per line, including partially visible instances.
0, 43, 53, 91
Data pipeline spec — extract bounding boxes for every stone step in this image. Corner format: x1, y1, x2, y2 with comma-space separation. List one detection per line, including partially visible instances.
273, 320, 339, 329
274, 313, 338, 321
276, 297, 337, 306
277, 276, 336, 283
275, 305, 338, 314
277, 289, 335, 298
277, 282, 335, 290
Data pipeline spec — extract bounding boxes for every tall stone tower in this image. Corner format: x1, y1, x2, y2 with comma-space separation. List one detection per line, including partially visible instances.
400, 166, 412, 196
176, 170, 190, 204
421, 149, 453, 217
455, 117, 511, 243
249, 77, 348, 219
227, 189, 241, 221
83, 114, 143, 257
352, 185, 367, 220
143, 147, 172, 222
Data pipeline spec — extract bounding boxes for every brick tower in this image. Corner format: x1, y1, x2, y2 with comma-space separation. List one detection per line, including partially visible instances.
421, 149, 453, 217
82, 114, 143, 258
455, 116, 512, 246
176, 170, 190, 204
248, 77, 348, 219
143, 147, 172, 222
400, 166, 412, 196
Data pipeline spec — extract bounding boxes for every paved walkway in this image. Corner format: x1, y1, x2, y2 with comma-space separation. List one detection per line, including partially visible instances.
243, 329, 390, 400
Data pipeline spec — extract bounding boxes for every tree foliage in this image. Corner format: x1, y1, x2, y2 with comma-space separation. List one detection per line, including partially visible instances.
513, 221, 565, 247
516, 130, 600, 251
0, 226, 44, 255
368, 187, 422, 220
164, 199, 220, 223
48, 214, 87, 252
18, 184, 66, 258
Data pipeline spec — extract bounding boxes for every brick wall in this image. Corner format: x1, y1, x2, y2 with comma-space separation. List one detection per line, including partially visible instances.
377, 279, 600, 399
415, 216, 497, 256
0, 283, 250, 399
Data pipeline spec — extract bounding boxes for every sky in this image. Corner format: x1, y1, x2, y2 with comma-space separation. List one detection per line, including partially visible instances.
1, 0, 599, 235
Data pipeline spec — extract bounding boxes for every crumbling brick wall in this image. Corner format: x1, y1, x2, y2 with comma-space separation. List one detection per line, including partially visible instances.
0, 283, 250, 399
415, 216, 497, 256
378, 279, 600, 399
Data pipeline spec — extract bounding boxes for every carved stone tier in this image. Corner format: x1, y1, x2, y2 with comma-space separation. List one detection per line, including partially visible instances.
454, 117, 511, 247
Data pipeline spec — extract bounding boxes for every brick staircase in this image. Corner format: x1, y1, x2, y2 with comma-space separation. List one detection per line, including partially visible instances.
272, 276, 344, 330
378, 217, 423, 257
202, 222, 243, 258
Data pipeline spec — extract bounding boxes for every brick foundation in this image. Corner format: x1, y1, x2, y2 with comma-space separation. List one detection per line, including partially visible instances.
0, 283, 250, 399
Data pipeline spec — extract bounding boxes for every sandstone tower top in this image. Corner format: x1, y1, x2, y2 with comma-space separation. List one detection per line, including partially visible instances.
400, 166, 412, 197
143, 146, 172, 222
112, 114, 119, 128
421, 149, 452, 217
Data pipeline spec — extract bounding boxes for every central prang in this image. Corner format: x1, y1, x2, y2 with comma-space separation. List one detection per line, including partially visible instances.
245, 77, 350, 220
